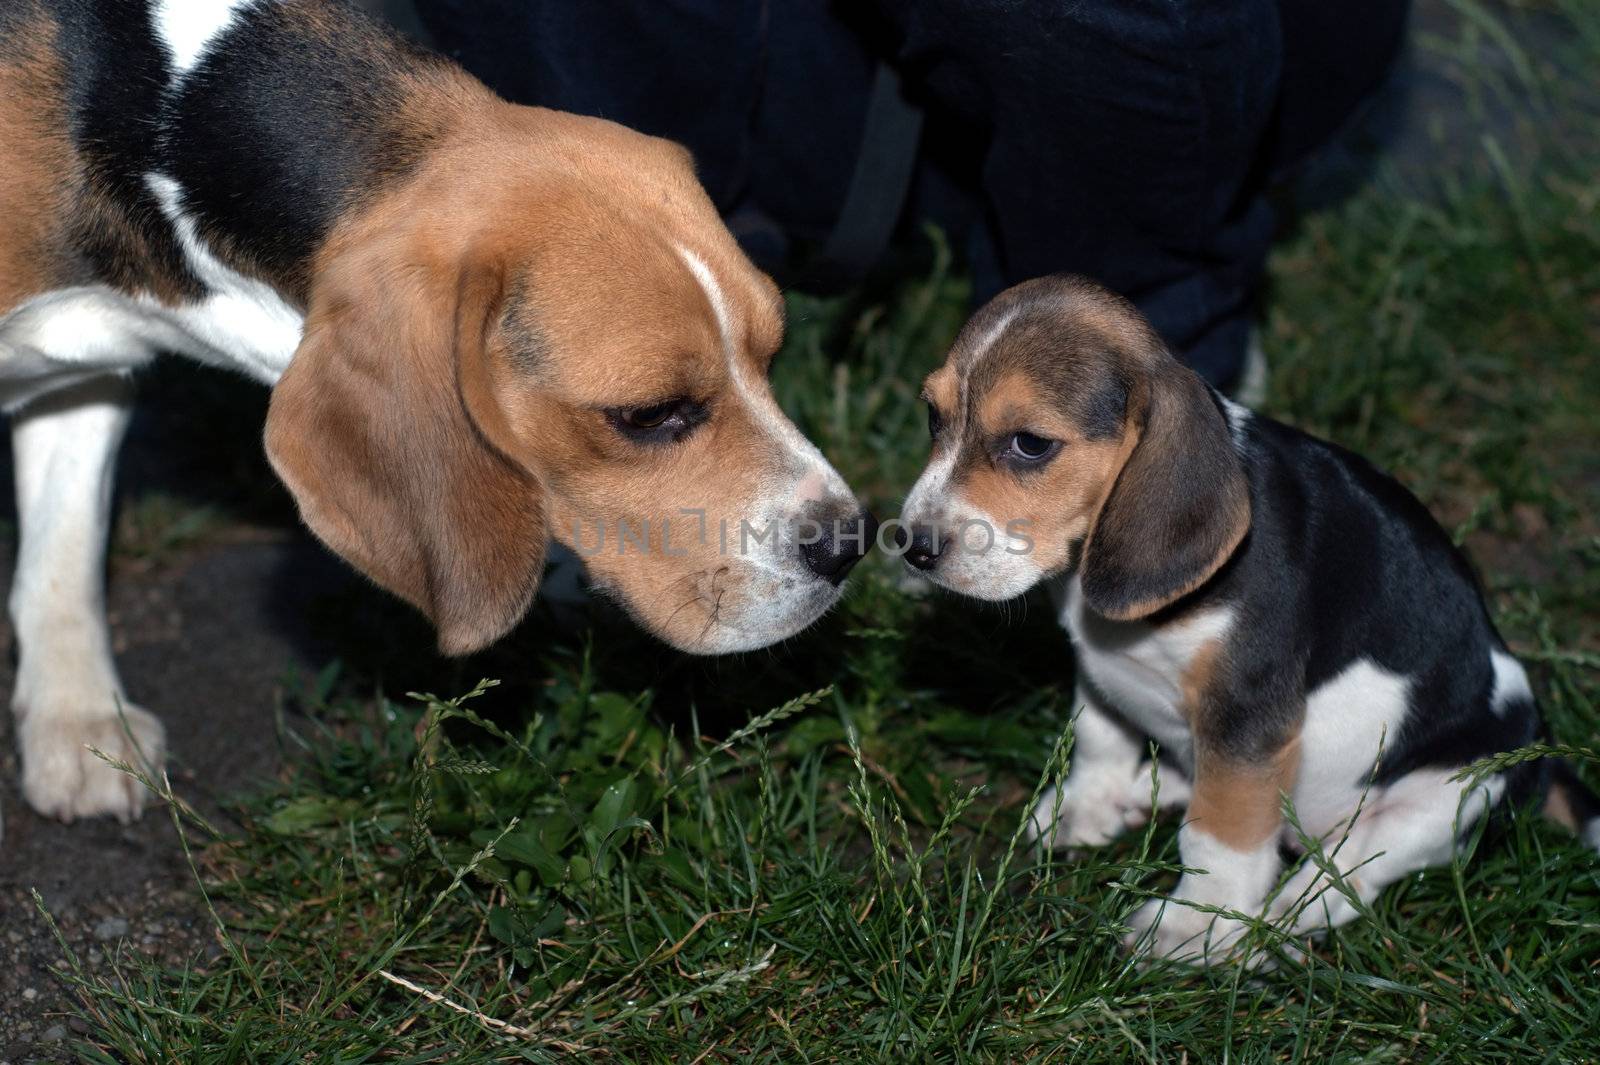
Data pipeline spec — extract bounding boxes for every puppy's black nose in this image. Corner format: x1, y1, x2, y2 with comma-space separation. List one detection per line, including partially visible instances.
801, 509, 878, 584
905, 526, 942, 571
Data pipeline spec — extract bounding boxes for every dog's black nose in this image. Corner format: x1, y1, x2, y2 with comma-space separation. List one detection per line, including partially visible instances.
801, 509, 878, 584
904, 526, 942, 571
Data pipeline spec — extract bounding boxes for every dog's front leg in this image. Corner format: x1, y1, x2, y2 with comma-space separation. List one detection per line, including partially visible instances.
1027, 684, 1191, 848
1125, 737, 1299, 963
9, 375, 164, 827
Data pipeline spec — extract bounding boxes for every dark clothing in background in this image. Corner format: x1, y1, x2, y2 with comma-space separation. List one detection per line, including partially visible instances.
417, 0, 1407, 388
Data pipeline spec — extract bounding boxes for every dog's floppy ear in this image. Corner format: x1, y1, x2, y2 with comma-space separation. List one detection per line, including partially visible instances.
265, 243, 546, 656
1080, 360, 1251, 620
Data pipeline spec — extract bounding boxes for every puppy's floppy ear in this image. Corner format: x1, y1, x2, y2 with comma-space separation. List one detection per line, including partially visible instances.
1080, 360, 1251, 620
265, 245, 547, 656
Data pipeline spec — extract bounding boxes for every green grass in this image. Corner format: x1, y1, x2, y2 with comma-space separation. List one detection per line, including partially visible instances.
50, 2, 1600, 1060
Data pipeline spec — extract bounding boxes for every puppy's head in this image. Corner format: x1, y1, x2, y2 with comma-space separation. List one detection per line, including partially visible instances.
266, 106, 869, 655
899, 276, 1250, 618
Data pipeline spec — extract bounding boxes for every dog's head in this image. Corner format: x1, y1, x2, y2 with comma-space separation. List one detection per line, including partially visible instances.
898, 276, 1250, 617
266, 106, 869, 655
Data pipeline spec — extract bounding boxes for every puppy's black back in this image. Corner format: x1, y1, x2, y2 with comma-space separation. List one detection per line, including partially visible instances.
1214, 411, 1538, 784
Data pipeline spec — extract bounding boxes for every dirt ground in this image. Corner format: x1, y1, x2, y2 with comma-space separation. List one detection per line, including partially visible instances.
0, 425, 389, 1057
0, 348, 472, 1057
0, 1, 1567, 1059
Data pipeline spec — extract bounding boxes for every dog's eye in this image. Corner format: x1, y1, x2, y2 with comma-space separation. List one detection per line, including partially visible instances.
626, 402, 677, 429
1006, 431, 1058, 463
927, 403, 944, 441
608, 399, 705, 443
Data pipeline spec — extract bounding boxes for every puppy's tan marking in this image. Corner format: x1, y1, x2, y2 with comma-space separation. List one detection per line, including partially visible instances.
953, 369, 1135, 574
922, 364, 958, 419
1188, 735, 1302, 851
1544, 780, 1580, 833
1178, 636, 1227, 723
972, 370, 1038, 434
1182, 635, 1304, 851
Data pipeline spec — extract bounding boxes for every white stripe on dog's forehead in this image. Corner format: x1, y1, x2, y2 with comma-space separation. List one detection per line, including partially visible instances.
675, 245, 835, 476
905, 303, 1022, 516
676, 246, 733, 357
951, 304, 1020, 428
964, 305, 1021, 370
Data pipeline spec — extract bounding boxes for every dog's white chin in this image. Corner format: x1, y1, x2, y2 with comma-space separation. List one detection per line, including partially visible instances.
908, 560, 1044, 603
648, 579, 842, 655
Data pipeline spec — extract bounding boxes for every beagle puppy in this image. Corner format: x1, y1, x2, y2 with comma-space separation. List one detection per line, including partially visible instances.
899, 275, 1599, 961
0, 0, 870, 834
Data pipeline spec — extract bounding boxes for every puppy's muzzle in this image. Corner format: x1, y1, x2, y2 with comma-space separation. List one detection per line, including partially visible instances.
890, 522, 943, 572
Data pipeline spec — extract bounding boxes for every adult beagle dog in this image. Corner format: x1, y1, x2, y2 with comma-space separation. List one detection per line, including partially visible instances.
898, 275, 1599, 961
0, 0, 871, 835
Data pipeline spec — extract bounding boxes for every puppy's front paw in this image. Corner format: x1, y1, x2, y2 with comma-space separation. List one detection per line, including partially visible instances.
1026, 765, 1154, 848
1267, 858, 1364, 933
18, 702, 166, 823
1123, 895, 1249, 964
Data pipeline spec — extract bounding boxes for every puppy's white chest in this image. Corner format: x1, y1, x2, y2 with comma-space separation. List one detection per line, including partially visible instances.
1052, 575, 1232, 760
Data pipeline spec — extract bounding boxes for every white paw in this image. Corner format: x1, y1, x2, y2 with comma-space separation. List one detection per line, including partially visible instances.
1027, 762, 1173, 848
18, 701, 166, 823
1123, 895, 1250, 964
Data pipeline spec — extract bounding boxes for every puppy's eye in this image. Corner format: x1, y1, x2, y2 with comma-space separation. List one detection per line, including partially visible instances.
1006, 431, 1058, 463
608, 399, 705, 443
927, 403, 944, 441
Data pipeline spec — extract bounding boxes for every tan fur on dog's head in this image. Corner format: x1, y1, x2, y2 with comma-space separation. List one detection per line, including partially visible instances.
899, 275, 1250, 617
267, 99, 862, 655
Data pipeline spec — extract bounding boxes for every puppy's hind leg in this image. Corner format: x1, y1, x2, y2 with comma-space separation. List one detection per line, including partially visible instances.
1270, 769, 1504, 933
9, 374, 164, 823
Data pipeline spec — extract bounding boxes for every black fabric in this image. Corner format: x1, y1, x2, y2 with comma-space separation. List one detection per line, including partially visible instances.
807, 61, 925, 293
415, 0, 1408, 388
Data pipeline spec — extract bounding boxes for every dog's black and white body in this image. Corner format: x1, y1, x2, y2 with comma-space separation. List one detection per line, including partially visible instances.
899, 276, 1599, 960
